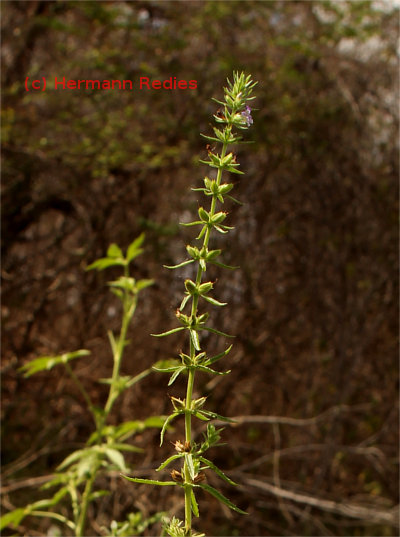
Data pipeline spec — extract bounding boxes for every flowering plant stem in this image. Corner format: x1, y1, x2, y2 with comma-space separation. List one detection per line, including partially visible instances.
183, 140, 228, 533
122, 72, 256, 537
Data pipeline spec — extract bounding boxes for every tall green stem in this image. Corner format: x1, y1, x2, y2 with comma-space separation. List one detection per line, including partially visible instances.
183, 141, 228, 535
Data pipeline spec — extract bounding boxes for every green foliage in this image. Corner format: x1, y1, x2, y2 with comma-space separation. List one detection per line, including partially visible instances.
19, 350, 90, 378
1, 236, 163, 536
105, 511, 166, 537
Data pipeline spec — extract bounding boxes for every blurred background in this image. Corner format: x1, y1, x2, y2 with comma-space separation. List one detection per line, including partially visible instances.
1, 1, 398, 536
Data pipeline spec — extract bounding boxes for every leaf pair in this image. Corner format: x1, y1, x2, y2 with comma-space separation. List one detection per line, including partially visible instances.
86, 233, 146, 271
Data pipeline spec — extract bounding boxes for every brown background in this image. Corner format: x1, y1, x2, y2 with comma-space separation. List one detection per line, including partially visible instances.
1, 1, 398, 536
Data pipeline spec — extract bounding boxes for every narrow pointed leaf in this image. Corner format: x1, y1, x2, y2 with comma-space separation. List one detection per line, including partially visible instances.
153, 365, 181, 374
126, 233, 145, 262
190, 329, 201, 351
202, 295, 227, 307
180, 220, 202, 227
197, 483, 247, 514
196, 365, 231, 376
191, 489, 200, 517
179, 295, 191, 311
200, 133, 220, 142
168, 367, 186, 386
198, 457, 237, 485
110, 443, 143, 453
156, 453, 184, 471
185, 453, 195, 481
136, 279, 154, 291
152, 327, 185, 338
86, 258, 125, 271
206, 345, 233, 365
196, 226, 207, 240
121, 475, 177, 487
160, 413, 179, 446
200, 410, 236, 422
164, 259, 194, 269
227, 194, 243, 205
57, 448, 86, 470
29, 487, 69, 510
19, 350, 90, 378
204, 327, 234, 338
211, 261, 239, 270
193, 411, 211, 421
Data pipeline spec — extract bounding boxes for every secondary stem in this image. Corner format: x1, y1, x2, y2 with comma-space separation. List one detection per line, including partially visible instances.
78, 270, 136, 536
75, 466, 98, 537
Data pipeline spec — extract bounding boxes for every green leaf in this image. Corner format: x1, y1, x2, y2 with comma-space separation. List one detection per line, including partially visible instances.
107, 417, 165, 442
185, 453, 195, 481
180, 220, 202, 227
144, 416, 167, 428
107, 243, 123, 258
164, 259, 194, 269
168, 367, 186, 386
0, 508, 26, 530
108, 276, 136, 293
211, 261, 239, 270
19, 350, 90, 378
57, 447, 92, 471
205, 345, 233, 366
198, 207, 210, 222
121, 475, 177, 487
196, 365, 230, 376
105, 448, 127, 472
88, 490, 110, 502
226, 166, 244, 175
156, 453, 184, 471
193, 411, 211, 422
109, 443, 143, 453
136, 279, 154, 291
200, 132, 220, 142
204, 327, 234, 338
190, 329, 201, 351
191, 489, 199, 517
152, 327, 185, 338
198, 457, 237, 485
56, 449, 84, 471
126, 233, 145, 262
29, 486, 69, 510
76, 451, 98, 479
179, 295, 191, 311
86, 257, 125, 271
107, 330, 118, 356
160, 413, 179, 446
199, 410, 236, 422
196, 483, 247, 514
40, 473, 68, 490
202, 295, 227, 307
152, 359, 181, 373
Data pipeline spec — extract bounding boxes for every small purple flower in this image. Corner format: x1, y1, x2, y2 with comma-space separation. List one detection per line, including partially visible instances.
241, 105, 253, 127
